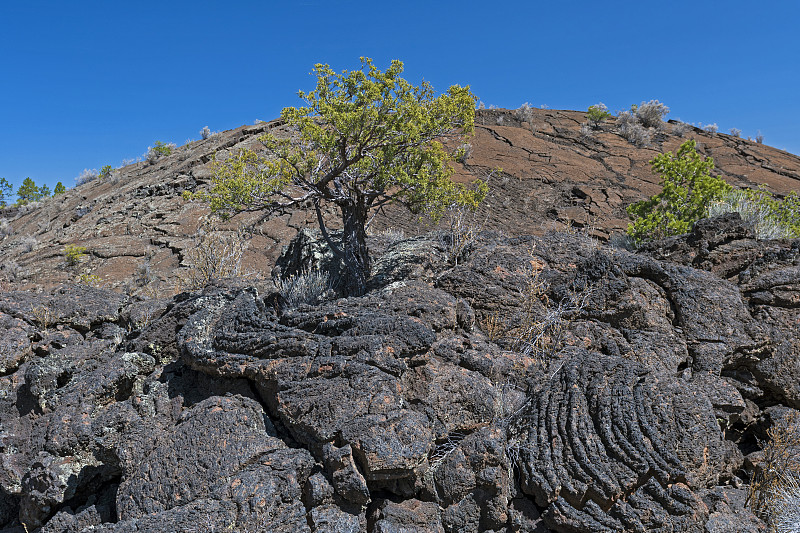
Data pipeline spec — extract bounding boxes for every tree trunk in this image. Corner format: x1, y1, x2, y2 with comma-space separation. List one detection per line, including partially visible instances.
338, 199, 370, 296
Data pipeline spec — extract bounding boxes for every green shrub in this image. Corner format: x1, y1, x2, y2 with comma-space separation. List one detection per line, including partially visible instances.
77, 273, 102, 287
146, 141, 176, 163
627, 139, 731, 244
587, 103, 611, 128
64, 244, 88, 266
53, 182, 66, 195
100, 165, 113, 179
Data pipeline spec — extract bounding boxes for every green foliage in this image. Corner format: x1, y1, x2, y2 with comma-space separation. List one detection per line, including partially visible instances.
53, 182, 66, 195
189, 57, 486, 295
627, 139, 732, 243
100, 165, 113, 179
147, 141, 175, 163
16, 177, 50, 205
64, 244, 88, 266
0, 178, 13, 207
77, 273, 102, 287
151, 141, 173, 157
586, 103, 611, 128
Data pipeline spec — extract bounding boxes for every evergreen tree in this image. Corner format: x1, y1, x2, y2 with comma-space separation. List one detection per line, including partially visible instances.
17, 177, 43, 205
0, 178, 13, 207
189, 58, 486, 295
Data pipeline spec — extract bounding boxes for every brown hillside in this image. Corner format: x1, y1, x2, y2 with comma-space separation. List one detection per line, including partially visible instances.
1, 108, 798, 294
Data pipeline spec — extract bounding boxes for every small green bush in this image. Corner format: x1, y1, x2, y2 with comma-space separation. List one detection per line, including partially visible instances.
53, 182, 66, 195
147, 141, 175, 162
77, 273, 102, 287
64, 244, 88, 266
627, 139, 731, 244
100, 165, 113, 179
587, 103, 611, 128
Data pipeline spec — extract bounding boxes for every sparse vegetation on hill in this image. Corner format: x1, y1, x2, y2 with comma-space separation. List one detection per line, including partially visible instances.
75, 168, 100, 186
628, 139, 800, 244
586, 103, 611, 128
146, 140, 176, 163
2, 98, 800, 532
16, 177, 50, 205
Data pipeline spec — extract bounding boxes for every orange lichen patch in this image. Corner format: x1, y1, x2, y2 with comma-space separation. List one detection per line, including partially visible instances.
493, 265, 510, 278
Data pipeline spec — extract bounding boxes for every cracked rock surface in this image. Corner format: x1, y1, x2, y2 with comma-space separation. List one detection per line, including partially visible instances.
1, 216, 798, 531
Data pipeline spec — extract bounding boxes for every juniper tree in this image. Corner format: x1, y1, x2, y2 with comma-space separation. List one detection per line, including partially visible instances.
189, 58, 486, 295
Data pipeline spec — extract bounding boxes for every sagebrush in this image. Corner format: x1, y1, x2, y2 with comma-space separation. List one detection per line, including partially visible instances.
176, 227, 249, 291
709, 189, 800, 239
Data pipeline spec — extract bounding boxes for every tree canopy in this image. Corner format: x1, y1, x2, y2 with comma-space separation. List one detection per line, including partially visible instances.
189, 58, 487, 295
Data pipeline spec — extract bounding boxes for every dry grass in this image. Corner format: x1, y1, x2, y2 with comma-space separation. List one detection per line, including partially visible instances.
31, 304, 52, 332
479, 246, 592, 364
275, 270, 332, 308
748, 411, 800, 531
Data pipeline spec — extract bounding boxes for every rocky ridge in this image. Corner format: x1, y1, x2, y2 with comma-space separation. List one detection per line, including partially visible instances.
1, 109, 799, 295
1, 211, 799, 531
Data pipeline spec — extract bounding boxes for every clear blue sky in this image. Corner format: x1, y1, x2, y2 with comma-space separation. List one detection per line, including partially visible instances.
1, 0, 798, 192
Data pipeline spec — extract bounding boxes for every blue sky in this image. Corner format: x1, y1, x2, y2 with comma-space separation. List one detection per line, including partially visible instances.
1, 0, 798, 192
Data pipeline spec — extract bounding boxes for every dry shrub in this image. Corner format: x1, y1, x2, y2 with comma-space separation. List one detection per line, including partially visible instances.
31, 304, 52, 332
479, 247, 592, 366
176, 226, 249, 291
634, 99, 669, 129
275, 270, 332, 308
672, 121, 691, 137
748, 411, 800, 531
618, 111, 652, 146
439, 205, 486, 266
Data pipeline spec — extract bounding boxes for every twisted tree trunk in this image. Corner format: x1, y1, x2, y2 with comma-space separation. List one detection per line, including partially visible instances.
315, 199, 370, 297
